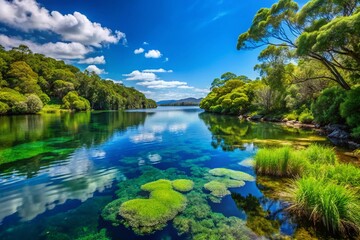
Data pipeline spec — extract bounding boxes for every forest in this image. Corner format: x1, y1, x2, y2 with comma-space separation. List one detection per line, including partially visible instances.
0, 45, 157, 115
200, 0, 360, 139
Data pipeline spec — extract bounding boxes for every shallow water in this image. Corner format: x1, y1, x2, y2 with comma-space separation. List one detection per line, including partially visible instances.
0, 107, 328, 239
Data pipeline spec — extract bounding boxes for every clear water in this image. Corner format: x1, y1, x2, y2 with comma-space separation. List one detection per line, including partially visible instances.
0, 107, 327, 239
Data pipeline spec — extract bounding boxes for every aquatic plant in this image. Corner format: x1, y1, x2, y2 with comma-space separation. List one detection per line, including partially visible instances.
204, 179, 245, 198
173, 190, 254, 240
172, 179, 194, 192
285, 176, 360, 234
75, 229, 109, 240
238, 158, 255, 167
209, 168, 255, 181
254, 147, 309, 177
119, 179, 193, 235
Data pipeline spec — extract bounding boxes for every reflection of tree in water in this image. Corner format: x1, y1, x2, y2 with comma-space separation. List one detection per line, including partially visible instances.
231, 192, 282, 237
199, 112, 320, 151
0, 111, 149, 174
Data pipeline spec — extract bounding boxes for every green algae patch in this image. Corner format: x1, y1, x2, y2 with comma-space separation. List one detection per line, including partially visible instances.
172, 179, 194, 192
204, 179, 245, 198
209, 168, 255, 182
141, 179, 172, 191
119, 178, 192, 235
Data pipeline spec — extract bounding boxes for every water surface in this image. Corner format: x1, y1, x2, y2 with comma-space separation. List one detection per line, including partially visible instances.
0, 107, 328, 239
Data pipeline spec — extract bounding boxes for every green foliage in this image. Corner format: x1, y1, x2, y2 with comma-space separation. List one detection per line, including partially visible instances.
62, 91, 90, 111
340, 86, 360, 138
0, 101, 9, 114
204, 180, 245, 198
283, 111, 298, 121
304, 144, 337, 165
26, 94, 43, 113
0, 46, 156, 115
285, 176, 360, 233
200, 78, 255, 115
311, 87, 346, 125
299, 108, 314, 124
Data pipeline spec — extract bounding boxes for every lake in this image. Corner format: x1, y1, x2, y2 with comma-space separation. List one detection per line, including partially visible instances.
0, 106, 329, 239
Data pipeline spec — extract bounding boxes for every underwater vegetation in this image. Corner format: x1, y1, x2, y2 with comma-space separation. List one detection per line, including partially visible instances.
204, 179, 244, 198
208, 168, 255, 181
102, 165, 259, 239
254, 144, 360, 237
119, 179, 192, 234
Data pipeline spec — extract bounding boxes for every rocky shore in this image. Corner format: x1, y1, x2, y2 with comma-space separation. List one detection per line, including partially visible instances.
240, 114, 360, 150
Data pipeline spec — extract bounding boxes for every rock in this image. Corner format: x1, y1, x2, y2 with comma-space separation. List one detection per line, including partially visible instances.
250, 115, 263, 121
328, 129, 350, 139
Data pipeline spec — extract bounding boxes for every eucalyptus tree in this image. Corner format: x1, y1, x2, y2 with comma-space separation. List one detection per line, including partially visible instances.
237, 0, 360, 90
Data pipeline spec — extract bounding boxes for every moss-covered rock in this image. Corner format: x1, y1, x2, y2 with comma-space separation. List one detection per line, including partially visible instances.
204, 179, 245, 198
209, 168, 255, 182
172, 179, 194, 192
118, 179, 192, 235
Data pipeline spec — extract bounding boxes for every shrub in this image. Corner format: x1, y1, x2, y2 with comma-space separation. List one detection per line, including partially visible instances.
299, 108, 314, 124
285, 177, 360, 233
62, 91, 90, 111
283, 111, 298, 121
26, 94, 43, 113
340, 86, 360, 138
39, 93, 50, 105
0, 88, 26, 106
12, 101, 28, 114
0, 102, 9, 114
311, 87, 346, 125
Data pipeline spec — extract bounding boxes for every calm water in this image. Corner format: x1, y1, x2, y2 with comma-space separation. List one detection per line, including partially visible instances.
0, 107, 328, 239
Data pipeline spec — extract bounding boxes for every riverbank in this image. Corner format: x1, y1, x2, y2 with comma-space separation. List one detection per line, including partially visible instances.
241, 114, 360, 151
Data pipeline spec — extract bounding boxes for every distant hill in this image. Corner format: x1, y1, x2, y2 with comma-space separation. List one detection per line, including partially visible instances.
157, 98, 203, 106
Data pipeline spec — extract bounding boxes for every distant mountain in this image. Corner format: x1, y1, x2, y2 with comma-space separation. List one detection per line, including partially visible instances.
157, 98, 203, 106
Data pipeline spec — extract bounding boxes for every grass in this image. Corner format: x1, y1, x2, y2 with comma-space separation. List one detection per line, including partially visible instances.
254, 144, 360, 236
285, 176, 360, 234
254, 147, 309, 177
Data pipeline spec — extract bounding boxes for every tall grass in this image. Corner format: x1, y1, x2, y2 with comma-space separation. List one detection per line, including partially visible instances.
285, 176, 360, 234
254, 147, 309, 177
304, 144, 338, 165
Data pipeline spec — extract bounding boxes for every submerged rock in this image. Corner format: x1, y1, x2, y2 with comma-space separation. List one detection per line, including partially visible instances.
118, 179, 193, 235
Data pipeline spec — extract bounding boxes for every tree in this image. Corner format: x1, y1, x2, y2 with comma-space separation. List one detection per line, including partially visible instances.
7, 61, 40, 94
53, 80, 75, 99
26, 94, 43, 113
237, 0, 360, 90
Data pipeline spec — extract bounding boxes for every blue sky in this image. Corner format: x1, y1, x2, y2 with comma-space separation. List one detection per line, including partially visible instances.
0, 0, 303, 100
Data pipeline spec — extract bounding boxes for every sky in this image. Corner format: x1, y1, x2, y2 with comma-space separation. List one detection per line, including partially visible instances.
0, 0, 302, 101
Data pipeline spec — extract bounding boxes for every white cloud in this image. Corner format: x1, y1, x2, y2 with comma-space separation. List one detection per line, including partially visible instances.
123, 70, 157, 81
85, 65, 106, 75
105, 78, 122, 84
0, 34, 90, 59
143, 68, 173, 73
0, 0, 125, 47
143, 41, 149, 45
78, 56, 105, 64
145, 49, 162, 58
164, 57, 169, 62
137, 80, 187, 89
134, 47, 144, 54
194, 88, 210, 93
178, 86, 194, 89
130, 133, 161, 143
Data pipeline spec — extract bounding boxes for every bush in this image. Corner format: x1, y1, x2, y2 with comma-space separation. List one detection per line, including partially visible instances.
311, 87, 346, 125
304, 144, 337, 165
39, 93, 50, 105
0, 102, 10, 114
340, 86, 360, 138
62, 91, 90, 111
26, 94, 43, 113
285, 176, 360, 233
12, 101, 28, 114
299, 108, 314, 124
0, 88, 26, 106
283, 111, 298, 121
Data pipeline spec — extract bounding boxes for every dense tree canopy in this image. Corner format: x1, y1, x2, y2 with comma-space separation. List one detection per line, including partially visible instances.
0, 45, 156, 115
237, 0, 360, 90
